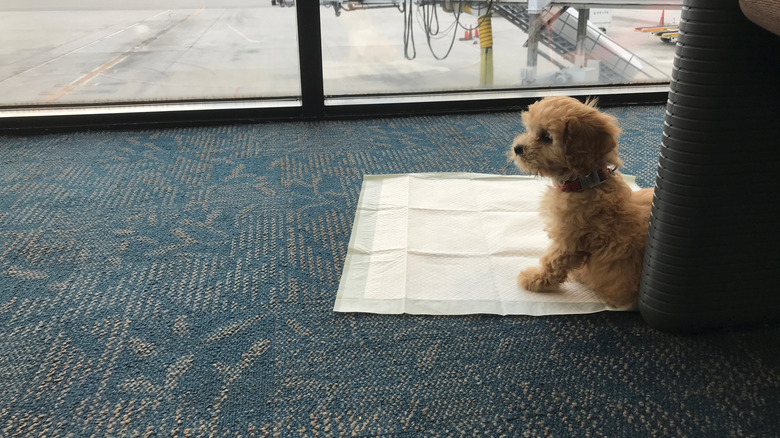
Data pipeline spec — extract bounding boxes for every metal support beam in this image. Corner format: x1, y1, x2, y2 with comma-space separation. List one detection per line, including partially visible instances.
524, 12, 540, 84
575, 8, 590, 67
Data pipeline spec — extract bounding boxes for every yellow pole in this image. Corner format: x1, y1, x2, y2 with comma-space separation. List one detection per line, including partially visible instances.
478, 14, 493, 87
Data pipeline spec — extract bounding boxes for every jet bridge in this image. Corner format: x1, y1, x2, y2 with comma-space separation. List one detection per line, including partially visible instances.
495, 4, 670, 84
320, 0, 682, 86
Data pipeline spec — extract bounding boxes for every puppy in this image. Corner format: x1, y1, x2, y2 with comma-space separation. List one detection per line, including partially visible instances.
509, 96, 653, 307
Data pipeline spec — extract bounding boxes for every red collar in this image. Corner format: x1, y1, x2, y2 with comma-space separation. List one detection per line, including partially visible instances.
558, 167, 614, 192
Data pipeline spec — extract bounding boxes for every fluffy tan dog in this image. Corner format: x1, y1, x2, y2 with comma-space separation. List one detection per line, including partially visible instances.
509, 96, 653, 307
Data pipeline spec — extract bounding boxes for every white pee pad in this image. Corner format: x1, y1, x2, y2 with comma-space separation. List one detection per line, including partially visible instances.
334, 172, 639, 316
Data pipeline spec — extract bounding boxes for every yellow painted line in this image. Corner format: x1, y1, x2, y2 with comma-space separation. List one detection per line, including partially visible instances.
188, 7, 206, 19
46, 7, 205, 103
46, 53, 133, 103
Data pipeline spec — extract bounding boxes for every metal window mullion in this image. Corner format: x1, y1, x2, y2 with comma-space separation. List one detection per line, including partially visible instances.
295, 3, 325, 119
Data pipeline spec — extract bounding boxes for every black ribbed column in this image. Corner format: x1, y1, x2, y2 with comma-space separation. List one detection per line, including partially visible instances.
639, 0, 780, 331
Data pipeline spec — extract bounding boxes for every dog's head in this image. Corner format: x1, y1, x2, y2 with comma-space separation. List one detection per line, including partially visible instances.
509, 96, 623, 180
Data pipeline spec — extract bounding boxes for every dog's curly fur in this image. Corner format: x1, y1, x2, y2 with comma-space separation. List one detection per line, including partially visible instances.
509, 96, 653, 307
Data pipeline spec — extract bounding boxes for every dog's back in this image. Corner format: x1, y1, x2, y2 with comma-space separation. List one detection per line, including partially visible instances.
631, 188, 654, 219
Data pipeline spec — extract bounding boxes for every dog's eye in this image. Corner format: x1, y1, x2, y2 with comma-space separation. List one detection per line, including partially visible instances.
538, 130, 552, 142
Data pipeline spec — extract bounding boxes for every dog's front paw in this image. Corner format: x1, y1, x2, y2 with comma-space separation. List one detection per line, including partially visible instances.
518, 267, 559, 292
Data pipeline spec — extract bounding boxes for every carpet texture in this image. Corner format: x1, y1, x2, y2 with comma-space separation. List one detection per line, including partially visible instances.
1, 106, 778, 437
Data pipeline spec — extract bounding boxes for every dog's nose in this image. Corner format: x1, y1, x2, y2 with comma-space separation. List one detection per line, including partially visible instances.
513, 144, 524, 156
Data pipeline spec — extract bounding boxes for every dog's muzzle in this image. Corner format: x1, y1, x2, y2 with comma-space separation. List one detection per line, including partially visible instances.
513, 144, 524, 156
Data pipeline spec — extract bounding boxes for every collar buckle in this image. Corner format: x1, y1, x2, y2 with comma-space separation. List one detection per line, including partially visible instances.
558, 167, 615, 193
579, 168, 607, 189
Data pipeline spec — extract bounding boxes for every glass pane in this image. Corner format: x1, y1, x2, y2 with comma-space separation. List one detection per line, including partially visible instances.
320, 2, 680, 96
0, 1, 301, 106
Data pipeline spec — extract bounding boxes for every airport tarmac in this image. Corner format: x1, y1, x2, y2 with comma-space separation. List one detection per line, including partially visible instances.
0, 1, 680, 106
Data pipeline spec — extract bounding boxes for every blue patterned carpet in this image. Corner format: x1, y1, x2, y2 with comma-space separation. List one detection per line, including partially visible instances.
1, 106, 778, 436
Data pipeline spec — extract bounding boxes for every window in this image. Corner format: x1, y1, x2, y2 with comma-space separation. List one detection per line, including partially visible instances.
0, 1, 301, 107
320, 2, 679, 97
0, 1, 682, 125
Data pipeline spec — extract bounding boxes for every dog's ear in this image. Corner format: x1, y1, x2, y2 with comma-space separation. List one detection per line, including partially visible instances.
562, 111, 622, 175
